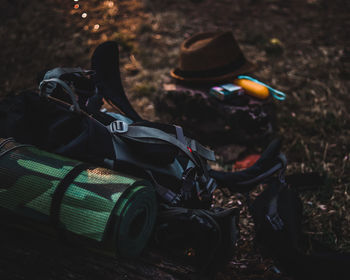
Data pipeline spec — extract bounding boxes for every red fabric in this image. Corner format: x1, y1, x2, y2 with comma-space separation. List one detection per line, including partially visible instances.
234, 154, 260, 169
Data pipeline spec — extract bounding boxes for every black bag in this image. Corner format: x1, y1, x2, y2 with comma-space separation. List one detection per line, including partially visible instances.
0, 41, 289, 272
154, 204, 240, 273
0, 41, 286, 208
251, 178, 350, 280
0, 91, 115, 166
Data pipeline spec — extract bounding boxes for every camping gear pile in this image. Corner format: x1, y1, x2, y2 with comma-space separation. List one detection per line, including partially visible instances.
0, 32, 349, 279
157, 31, 285, 146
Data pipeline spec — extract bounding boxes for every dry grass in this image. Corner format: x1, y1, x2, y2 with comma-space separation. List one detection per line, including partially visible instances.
0, 0, 349, 278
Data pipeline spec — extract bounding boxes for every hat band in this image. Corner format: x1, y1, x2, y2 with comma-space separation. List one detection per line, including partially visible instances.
175, 55, 247, 79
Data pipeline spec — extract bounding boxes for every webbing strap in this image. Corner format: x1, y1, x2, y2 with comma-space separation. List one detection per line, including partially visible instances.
235, 162, 283, 186
0, 144, 34, 160
43, 67, 93, 81
174, 125, 215, 161
50, 162, 91, 228
174, 125, 186, 145
145, 170, 180, 205
187, 139, 216, 161
117, 125, 201, 167
39, 78, 81, 113
266, 186, 284, 231
0, 137, 15, 150
111, 123, 215, 162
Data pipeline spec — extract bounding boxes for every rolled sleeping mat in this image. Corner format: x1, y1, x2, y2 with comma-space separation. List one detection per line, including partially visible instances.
0, 138, 157, 258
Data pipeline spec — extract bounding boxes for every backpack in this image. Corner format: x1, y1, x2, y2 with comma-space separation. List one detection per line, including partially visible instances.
251, 177, 350, 280
154, 204, 239, 274
0, 41, 286, 269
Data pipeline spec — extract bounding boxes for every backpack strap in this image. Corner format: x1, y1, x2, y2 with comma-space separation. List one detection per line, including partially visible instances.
174, 125, 187, 145
109, 120, 215, 163
187, 138, 216, 161
109, 121, 198, 167
41, 67, 94, 95
174, 125, 215, 161
50, 162, 91, 228
265, 187, 285, 231
43, 67, 91, 79
108, 121, 218, 205
39, 77, 82, 113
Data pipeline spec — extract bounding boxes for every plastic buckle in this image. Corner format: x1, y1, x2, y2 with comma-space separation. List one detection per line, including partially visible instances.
196, 177, 217, 202
109, 120, 128, 134
165, 191, 181, 206
266, 213, 284, 231
205, 178, 217, 195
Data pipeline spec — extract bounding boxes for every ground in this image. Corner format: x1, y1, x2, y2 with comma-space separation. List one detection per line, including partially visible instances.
0, 0, 349, 279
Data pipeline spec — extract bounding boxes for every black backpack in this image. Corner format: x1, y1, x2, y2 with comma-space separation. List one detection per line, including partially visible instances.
0, 41, 287, 270
251, 178, 350, 280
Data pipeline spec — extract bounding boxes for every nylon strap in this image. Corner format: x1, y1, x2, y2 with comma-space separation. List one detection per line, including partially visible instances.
187, 139, 216, 161
50, 162, 91, 228
39, 78, 81, 113
43, 67, 93, 81
174, 125, 187, 145
174, 125, 215, 161
145, 170, 180, 205
0, 137, 15, 150
117, 125, 201, 167
266, 191, 284, 231
0, 144, 34, 160
112, 124, 215, 162
44, 67, 82, 77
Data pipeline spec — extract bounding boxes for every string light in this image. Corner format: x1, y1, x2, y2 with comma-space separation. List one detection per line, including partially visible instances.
71, 0, 116, 37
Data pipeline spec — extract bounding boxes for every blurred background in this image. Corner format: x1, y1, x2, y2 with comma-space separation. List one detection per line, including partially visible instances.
0, 0, 349, 279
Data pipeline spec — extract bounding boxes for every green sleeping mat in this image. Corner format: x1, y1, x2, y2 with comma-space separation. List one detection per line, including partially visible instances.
0, 138, 157, 258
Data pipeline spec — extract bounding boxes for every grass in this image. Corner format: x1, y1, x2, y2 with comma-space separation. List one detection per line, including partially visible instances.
0, 0, 349, 279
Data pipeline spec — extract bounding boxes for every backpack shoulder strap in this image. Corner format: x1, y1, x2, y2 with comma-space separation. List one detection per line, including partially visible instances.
109, 120, 215, 166
109, 120, 215, 162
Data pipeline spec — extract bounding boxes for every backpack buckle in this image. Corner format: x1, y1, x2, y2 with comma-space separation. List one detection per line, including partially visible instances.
266, 213, 284, 231
196, 176, 217, 202
109, 120, 128, 134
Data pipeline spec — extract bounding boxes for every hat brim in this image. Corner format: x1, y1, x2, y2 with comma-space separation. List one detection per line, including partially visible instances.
170, 60, 256, 84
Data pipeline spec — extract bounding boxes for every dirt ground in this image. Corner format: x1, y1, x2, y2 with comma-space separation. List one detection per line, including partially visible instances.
0, 0, 349, 279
